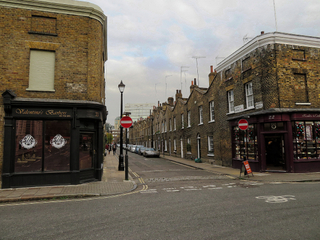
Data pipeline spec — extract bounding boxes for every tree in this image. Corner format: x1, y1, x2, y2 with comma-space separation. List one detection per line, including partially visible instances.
105, 133, 113, 144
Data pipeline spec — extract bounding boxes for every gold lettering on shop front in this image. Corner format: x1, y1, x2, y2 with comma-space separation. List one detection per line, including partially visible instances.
16, 109, 43, 115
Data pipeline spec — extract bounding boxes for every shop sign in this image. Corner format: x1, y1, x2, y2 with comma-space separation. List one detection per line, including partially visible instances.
13, 108, 72, 118
235, 105, 244, 113
264, 114, 282, 122
292, 113, 320, 120
255, 101, 263, 109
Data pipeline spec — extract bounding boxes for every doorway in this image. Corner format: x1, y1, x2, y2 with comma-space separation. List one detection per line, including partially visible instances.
197, 134, 201, 159
264, 134, 286, 171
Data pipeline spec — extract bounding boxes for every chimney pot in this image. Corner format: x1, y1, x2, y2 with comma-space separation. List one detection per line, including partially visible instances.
210, 65, 213, 73
194, 78, 197, 86
261, 31, 264, 35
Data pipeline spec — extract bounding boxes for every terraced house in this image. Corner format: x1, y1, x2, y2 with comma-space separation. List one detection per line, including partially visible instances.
130, 31, 320, 173
0, 0, 107, 188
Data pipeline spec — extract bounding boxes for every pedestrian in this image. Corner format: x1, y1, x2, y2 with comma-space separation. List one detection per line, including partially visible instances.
105, 143, 108, 156
113, 143, 117, 155
108, 144, 111, 154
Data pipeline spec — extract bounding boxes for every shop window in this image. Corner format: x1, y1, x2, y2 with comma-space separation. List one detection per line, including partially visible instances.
27, 50, 55, 92
245, 82, 254, 109
233, 124, 257, 160
15, 120, 71, 173
227, 90, 234, 113
293, 121, 320, 160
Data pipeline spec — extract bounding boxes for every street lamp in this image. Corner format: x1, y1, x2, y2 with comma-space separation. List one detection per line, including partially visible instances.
118, 80, 125, 171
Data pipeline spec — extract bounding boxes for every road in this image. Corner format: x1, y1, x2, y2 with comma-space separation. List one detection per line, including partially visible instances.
1, 151, 320, 239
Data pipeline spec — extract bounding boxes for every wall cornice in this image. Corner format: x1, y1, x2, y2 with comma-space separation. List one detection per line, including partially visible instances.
216, 32, 320, 72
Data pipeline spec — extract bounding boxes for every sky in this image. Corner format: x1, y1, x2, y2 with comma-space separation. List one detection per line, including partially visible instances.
83, 0, 320, 125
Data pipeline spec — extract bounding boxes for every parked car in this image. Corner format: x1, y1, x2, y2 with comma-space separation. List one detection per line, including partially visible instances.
138, 146, 146, 155
143, 148, 160, 157
130, 145, 137, 152
135, 145, 144, 154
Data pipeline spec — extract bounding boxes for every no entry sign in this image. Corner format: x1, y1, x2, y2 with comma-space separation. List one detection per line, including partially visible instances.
238, 119, 248, 130
120, 116, 133, 128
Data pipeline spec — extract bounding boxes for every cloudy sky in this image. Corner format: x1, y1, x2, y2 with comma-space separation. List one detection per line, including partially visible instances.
83, 0, 320, 125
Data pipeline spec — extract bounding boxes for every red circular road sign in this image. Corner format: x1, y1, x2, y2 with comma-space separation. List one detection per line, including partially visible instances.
120, 116, 133, 128
238, 119, 248, 130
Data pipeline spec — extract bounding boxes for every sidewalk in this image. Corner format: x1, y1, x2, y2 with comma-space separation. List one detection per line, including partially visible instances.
162, 154, 320, 183
2, 154, 320, 203
0, 154, 136, 203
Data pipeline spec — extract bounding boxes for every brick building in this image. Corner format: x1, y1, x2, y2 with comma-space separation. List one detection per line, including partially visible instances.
0, 0, 107, 188
130, 32, 320, 173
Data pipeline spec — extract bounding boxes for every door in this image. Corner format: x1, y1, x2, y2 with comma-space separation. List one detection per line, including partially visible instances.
79, 132, 95, 170
264, 134, 286, 171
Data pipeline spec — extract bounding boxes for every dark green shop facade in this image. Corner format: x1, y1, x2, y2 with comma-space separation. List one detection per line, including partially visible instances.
2, 91, 107, 188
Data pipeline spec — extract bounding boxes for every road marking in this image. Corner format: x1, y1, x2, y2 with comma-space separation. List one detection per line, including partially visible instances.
140, 189, 158, 194
256, 195, 296, 203
163, 188, 180, 192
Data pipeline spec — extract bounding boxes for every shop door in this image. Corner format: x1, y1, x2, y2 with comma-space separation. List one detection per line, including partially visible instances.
264, 134, 286, 171
79, 132, 96, 180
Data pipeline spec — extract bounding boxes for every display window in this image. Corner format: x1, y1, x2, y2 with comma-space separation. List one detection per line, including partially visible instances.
79, 133, 94, 170
293, 121, 320, 160
233, 124, 257, 160
15, 120, 71, 173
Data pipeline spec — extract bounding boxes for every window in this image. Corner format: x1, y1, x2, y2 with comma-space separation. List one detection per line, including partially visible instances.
209, 101, 214, 122
228, 90, 234, 113
173, 117, 176, 131
169, 118, 172, 131
294, 74, 308, 103
199, 106, 203, 124
165, 140, 167, 151
208, 136, 214, 155
187, 138, 191, 152
161, 121, 164, 133
233, 125, 257, 160
164, 120, 167, 132
15, 120, 71, 173
181, 114, 184, 129
245, 82, 254, 108
187, 111, 191, 127
174, 139, 177, 151
27, 50, 55, 92
293, 121, 320, 160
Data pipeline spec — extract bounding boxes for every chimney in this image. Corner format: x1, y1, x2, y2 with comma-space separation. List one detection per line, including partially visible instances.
261, 31, 264, 35
190, 79, 197, 93
208, 65, 217, 86
194, 78, 197, 86
175, 89, 182, 101
168, 97, 174, 106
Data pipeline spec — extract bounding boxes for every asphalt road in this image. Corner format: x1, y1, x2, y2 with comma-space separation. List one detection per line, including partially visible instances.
1, 152, 320, 240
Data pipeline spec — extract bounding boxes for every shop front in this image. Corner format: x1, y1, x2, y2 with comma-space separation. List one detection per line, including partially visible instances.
231, 110, 320, 173
2, 91, 106, 188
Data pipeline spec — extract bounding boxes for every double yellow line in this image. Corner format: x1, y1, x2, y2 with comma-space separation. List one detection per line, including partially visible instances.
129, 168, 148, 191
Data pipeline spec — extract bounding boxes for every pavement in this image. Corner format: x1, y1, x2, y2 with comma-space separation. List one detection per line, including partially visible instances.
1, 153, 320, 203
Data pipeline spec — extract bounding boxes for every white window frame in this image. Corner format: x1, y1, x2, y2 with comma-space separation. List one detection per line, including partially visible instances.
165, 140, 167, 151
187, 111, 191, 127
208, 136, 214, 156
173, 117, 176, 131
199, 106, 203, 125
209, 101, 214, 122
174, 139, 177, 151
228, 90, 234, 113
245, 81, 254, 109
181, 114, 184, 129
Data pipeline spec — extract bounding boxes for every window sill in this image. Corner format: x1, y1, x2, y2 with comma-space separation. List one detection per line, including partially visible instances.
226, 111, 235, 115
187, 126, 191, 128
295, 103, 311, 106
26, 88, 55, 92
187, 152, 192, 155
208, 120, 215, 123
207, 154, 214, 157
198, 123, 203, 126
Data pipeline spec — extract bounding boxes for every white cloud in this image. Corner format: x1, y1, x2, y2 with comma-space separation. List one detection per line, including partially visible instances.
84, 0, 320, 124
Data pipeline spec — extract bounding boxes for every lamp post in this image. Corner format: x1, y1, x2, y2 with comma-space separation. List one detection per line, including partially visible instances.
118, 80, 125, 171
